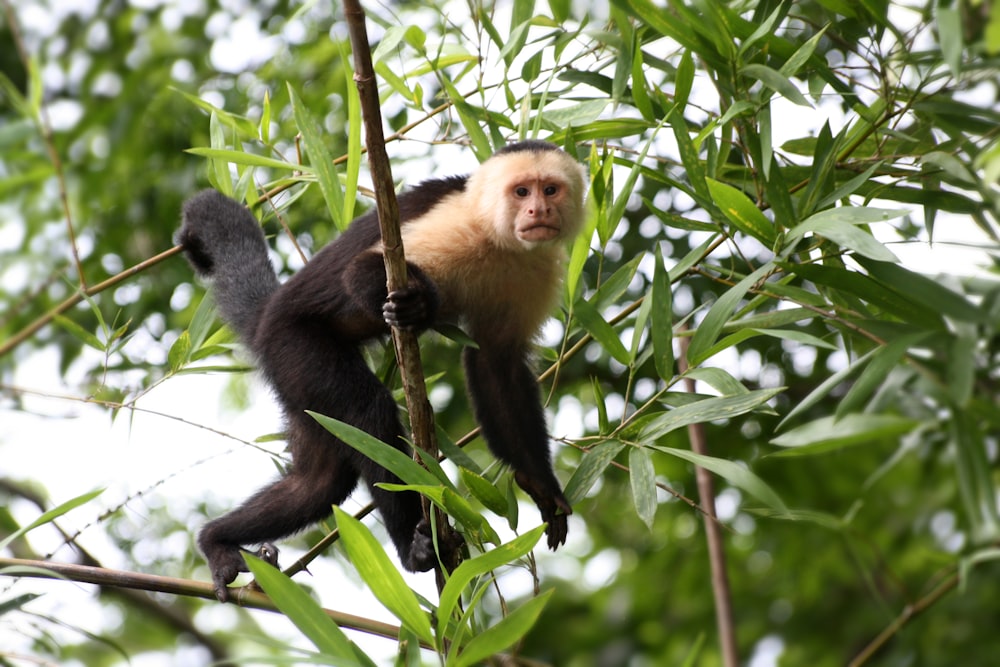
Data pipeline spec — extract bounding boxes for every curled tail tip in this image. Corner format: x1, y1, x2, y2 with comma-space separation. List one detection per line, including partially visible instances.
177, 190, 256, 277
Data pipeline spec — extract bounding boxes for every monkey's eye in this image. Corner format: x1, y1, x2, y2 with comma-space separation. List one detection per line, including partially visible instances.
543, 184, 559, 196
514, 186, 530, 197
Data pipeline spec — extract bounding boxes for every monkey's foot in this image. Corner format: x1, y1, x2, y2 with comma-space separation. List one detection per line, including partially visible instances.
204, 542, 280, 603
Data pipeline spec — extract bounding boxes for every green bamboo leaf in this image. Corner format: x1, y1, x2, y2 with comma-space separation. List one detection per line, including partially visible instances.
836, 332, 928, 419
681, 367, 749, 396
167, 330, 191, 372
187, 146, 311, 174
437, 526, 546, 639
952, 414, 1000, 540
460, 468, 509, 515
244, 556, 375, 666
0, 488, 105, 552
769, 414, 918, 456
207, 112, 231, 195
572, 297, 631, 366
669, 109, 710, 202
706, 178, 776, 245
651, 446, 788, 514
53, 314, 104, 351
776, 347, 878, 430
741, 63, 812, 107
786, 207, 905, 261
340, 40, 361, 225
780, 26, 828, 78
674, 49, 694, 108
564, 440, 626, 505
629, 447, 657, 529
854, 256, 983, 323
289, 85, 345, 231
309, 413, 441, 487
640, 388, 783, 442
687, 263, 773, 366
333, 507, 434, 644
455, 590, 553, 667
650, 245, 674, 380
630, 42, 654, 121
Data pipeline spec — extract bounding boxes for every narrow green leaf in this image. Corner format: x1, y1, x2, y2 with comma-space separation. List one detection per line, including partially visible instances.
333, 507, 434, 644
769, 414, 918, 456
652, 446, 788, 514
706, 178, 776, 245
457, 592, 553, 667
289, 85, 345, 230
786, 207, 905, 261
674, 50, 694, 109
187, 146, 311, 174
741, 63, 813, 107
53, 314, 104, 351
167, 330, 191, 372
309, 413, 441, 487
460, 468, 509, 515
780, 26, 828, 78
244, 556, 375, 667
669, 108, 710, 202
854, 256, 983, 323
630, 43, 654, 121
437, 526, 546, 639
572, 297, 631, 366
952, 413, 1000, 540
687, 263, 773, 366
836, 332, 928, 419
207, 112, 231, 194
936, 6, 963, 78
260, 90, 271, 144
564, 440, 626, 505
640, 388, 783, 442
650, 246, 674, 380
629, 447, 657, 529
340, 40, 361, 225
0, 488, 104, 552
776, 347, 878, 430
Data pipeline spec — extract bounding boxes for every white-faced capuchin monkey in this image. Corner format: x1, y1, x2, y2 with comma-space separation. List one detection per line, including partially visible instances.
178, 140, 588, 601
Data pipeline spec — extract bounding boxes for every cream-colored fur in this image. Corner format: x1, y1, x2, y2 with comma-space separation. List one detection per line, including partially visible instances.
391, 147, 587, 345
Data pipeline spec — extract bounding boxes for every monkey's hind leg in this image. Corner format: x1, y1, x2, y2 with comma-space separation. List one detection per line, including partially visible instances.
198, 441, 360, 602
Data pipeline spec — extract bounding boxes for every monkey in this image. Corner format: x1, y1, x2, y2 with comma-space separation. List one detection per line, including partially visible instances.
177, 140, 588, 602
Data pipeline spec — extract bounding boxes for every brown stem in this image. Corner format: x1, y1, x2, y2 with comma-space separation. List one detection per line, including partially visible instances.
848, 572, 959, 667
342, 0, 458, 577
0, 557, 404, 640
678, 334, 739, 667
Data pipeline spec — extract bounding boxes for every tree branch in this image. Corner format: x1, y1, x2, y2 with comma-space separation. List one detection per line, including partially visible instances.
0, 557, 404, 640
341, 0, 459, 575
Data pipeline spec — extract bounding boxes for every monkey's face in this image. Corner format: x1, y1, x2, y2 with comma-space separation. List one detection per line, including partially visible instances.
469, 147, 587, 251
510, 177, 573, 244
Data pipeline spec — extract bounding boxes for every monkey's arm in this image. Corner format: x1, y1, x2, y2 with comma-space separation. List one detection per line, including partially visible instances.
339, 252, 440, 335
463, 345, 571, 549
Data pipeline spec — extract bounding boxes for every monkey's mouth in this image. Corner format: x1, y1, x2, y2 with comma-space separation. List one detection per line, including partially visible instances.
518, 224, 560, 242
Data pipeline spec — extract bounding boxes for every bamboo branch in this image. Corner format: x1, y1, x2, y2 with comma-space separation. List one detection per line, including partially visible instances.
0, 557, 403, 640
342, 0, 459, 574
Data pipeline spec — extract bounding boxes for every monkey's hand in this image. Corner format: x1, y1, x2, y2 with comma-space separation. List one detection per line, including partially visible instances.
514, 471, 572, 550
383, 286, 436, 331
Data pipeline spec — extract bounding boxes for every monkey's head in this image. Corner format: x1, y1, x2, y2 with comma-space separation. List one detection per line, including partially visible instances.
469, 141, 588, 251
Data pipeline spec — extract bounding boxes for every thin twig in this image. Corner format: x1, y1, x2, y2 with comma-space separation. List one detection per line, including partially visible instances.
848, 572, 959, 667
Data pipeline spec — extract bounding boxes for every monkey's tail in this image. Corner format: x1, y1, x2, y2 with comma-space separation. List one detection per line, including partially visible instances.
177, 190, 280, 344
